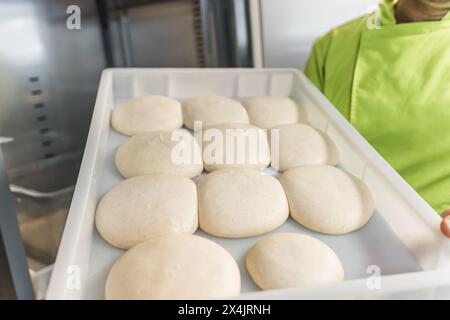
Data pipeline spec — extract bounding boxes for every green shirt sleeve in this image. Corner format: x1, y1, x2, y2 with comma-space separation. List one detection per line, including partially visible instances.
304, 33, 332, 92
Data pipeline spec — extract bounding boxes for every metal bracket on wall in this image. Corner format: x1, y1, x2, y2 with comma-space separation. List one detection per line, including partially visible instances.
0, 145, 35, 300
9, 184, 75, 200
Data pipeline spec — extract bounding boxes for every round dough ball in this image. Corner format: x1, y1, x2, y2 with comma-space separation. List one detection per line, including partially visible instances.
242, 96, 307, 129
201, 122, 270, 172
270, 123, 340, 171
96, 174, 198, 249
111, 95, 182, 136
246, 233, 344, 290
279, 165, 375, 234
182, 95, 249, 129
115, 130, 203, 179
105, 234, 240, 299
198, 168, 289, 238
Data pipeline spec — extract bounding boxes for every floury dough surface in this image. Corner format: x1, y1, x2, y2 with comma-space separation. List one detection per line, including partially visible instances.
242, 96, 307, 129
111, 95, 182, 135
279, 165, 375, 234
200, 122, 270, 172
95, 174, 198, 249
105, 234, 241, 299
246, 233, 344, 290
115, 130, 203, 179
270, 123, 340, 171
182, 95, 249, 129
198, 168, 289, 238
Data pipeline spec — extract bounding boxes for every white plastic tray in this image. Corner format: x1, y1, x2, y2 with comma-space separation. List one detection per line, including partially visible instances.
47, 68, 450, 300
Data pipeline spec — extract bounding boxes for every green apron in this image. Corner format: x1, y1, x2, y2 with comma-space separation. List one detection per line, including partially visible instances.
305, 0, 450, 214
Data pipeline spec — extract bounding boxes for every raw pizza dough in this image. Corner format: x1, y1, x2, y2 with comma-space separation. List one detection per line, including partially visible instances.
198, 168, 289, 238
95, 174, 198, 249
246, 233, 344, 290
200, 122, 270, 172
182, 95, 249, 129
115, 130, 203, 179
279, 165, 375, 234
105, 234, 241, 299
111, 95, 182, 136
270, 123, 339, 171
242, 96, 307, 129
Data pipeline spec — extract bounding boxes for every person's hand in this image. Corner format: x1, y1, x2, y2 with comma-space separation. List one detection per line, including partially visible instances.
441, 209, 450, 238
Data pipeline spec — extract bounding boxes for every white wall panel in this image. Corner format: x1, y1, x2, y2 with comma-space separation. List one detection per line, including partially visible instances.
260, 0, 380, 68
